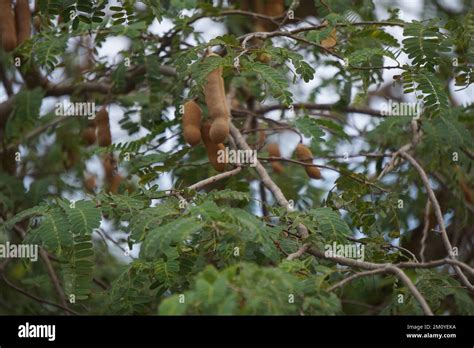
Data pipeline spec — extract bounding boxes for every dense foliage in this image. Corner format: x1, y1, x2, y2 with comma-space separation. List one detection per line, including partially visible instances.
0, 0, 473, 315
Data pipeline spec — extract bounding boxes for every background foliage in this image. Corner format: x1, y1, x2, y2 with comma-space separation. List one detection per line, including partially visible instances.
0, 0, 473, 315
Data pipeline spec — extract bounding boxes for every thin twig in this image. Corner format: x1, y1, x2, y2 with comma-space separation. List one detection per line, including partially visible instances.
286, 243, 310, 261
420, 199, 432, 263
188, 166, 243, 191
0, 272, 79, 315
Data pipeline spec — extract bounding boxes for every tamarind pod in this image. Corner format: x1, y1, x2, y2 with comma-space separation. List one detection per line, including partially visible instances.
0, 0, 17, 52
204, 64, 228, 120
209, 117, 229, 145
320, 21, 337, 49
263, 0, 284, 17
96, 107, 112, 147
254, 0, 284, 32
305, 165, 322, 179
203, 54, 230, 144
81, 127, 96, 145
84, 176, 97, 193
183, 100, 202, 146
295, 143, 321, 179
271, 161, 285, 173
96, 106, 109, 124
33, 15, 41, 32
15, 0, 31, 45
23, 65, 49, 89
201, 122, 226, 172
295, 143, 313, 161
63, 148, 79, 170
267, 143, 284, 173
109, 174, 123, 194
459, 178, 473, 204
102, 153, 116, 182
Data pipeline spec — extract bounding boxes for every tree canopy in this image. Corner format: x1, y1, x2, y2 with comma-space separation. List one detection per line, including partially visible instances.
0, 0, 473, 315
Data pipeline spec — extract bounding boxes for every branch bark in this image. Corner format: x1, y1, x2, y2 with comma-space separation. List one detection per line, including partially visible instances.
399, 151, 474, 291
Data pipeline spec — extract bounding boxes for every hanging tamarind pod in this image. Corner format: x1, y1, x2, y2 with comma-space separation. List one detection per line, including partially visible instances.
0, 0, 17, 52
182, 100, 202, 146
267, 143, 284, 173
295, 143, 321, 179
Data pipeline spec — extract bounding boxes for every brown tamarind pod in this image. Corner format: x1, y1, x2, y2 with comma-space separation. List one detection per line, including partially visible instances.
295, 143, 321, 179
203, 53, 230, 144
108, 174, 123, 194
14, 0, 31, 45
102, 153, 116, 182
254, 0, 285, 32
96, 107, 112, 147
63, 148, 79, 170
33, 15, 41, 32
459, 178, 473, 204
320, 21, 337, 49
183, 100, 202, 146
201, 122, 226, 172
0, 0, 17, 52
81, 126, 96, 145
84, 175, 97, 193
264, 0, 284, 16
210, 117, 229, 145
267, 143, 284, 174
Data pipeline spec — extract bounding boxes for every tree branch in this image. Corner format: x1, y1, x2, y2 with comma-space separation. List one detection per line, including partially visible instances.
399, 151, 474, 291
229, 122, 309, 238
188, 166, 243, 191
306, 247, 434, 314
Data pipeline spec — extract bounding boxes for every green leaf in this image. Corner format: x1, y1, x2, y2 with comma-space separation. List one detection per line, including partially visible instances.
246, 61, 293, 104
36, 209, 73, 253
59, 200, 101, 236
6, 88, 44, 139
307, 208, 352, 239
294, 116, 325, 141
143, 218, 203, 258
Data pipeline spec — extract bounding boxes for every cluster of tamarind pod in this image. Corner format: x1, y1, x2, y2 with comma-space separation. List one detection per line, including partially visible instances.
0, 0, 31, 52
183, 52, 321, 179
267, 142, 322, 180
81, 106, 122, 194
182, 53, 231, 172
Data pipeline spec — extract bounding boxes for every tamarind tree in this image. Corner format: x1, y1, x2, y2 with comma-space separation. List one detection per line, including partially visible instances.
0, 0, 473, 316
